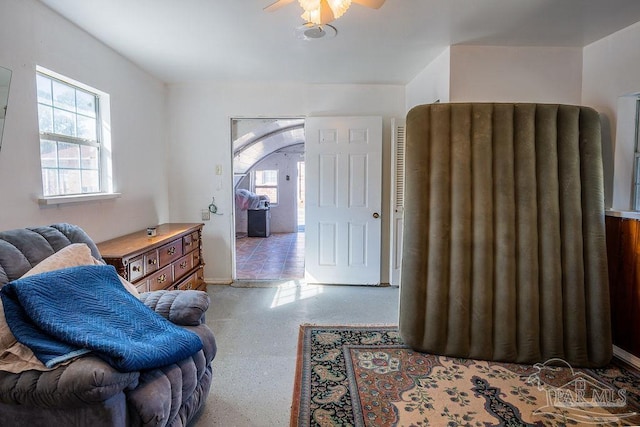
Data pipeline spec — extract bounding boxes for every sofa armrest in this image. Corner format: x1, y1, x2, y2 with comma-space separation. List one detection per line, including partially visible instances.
0, 356, 139, 408
139, 290, 209, 326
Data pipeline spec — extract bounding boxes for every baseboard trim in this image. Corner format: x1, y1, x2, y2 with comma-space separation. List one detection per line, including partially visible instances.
613, 345, 640, 369
204, 279, 233, 285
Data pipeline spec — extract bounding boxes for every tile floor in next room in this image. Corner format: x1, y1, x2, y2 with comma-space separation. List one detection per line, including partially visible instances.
235, 232, 305, 281
193, 282, 400, 426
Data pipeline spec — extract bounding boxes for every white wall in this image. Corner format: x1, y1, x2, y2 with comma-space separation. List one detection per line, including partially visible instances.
450, 45, 583, 104
0, 0, 169, 242
167, 82, 405, 283
582, 21, 640, 210
405, 47, 450, 111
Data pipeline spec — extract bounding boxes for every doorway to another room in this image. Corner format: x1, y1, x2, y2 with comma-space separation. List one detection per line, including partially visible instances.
232, 118, 306, 281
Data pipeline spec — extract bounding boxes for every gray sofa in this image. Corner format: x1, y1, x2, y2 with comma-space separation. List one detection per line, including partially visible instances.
0, 223, 216, 426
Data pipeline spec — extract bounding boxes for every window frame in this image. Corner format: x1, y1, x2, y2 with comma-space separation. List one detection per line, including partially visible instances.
36, 66, 116, 203
253, 169, 279, 205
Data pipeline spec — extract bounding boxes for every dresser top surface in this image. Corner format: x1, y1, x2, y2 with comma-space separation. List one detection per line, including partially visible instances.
97, 223, 203, 258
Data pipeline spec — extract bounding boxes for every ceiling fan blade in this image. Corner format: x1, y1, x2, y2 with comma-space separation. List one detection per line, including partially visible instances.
264, 0, 296, 12
352, 0, 385, 9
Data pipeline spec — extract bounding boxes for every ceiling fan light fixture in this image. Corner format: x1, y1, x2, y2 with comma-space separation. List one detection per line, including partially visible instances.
298, 0, 351, 25
298, 0, 320, 10
327, 0, 351, 19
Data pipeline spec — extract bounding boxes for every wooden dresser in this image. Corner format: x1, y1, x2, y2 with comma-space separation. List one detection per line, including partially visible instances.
97, 223, 205, 293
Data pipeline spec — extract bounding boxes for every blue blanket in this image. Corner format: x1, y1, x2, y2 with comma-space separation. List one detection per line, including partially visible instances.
1, 264, 202, 371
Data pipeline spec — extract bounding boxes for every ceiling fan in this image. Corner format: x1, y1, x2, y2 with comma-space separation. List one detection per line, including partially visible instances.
265, 0, 386, 25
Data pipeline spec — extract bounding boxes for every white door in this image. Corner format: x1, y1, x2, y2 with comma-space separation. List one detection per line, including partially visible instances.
305, 116, 382, 285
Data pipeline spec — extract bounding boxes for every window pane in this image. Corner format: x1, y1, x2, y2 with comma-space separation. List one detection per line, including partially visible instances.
36, 75, 52, 105
81, 170, 100, 193
77, 114, 97, 140
40, 140, 58, 168
59, 169, 82, 194
81, 145, 99, 169
257, 187, 278, 204
53, 109, 76, 137
37, 104, 54, 133
265, 170, 278, 184
58, 142, 80, 168
52, 80, 75, 111
76, 90, 97, 118
256, 170, 278, 185
42, 168, 59, 196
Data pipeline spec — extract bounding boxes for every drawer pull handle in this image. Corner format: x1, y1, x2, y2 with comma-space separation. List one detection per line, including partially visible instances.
180, 261, 188, 269
148, 259, 157, 265
185, 241, 191, 247
132, 265, 141, 272
167, 247, 176, 255
157, 274, 167, 283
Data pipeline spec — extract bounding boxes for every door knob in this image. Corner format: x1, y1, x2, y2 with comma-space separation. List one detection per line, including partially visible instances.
373, 212, 380, 219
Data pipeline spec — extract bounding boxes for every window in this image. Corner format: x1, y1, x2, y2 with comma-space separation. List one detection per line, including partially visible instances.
36, 68, 112, 198
254, 169, 278, 204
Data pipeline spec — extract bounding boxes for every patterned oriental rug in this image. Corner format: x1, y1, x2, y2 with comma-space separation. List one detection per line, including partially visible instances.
291, 325, 640, 427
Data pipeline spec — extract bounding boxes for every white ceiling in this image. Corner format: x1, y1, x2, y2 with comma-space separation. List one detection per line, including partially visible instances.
38, 0, 640, 85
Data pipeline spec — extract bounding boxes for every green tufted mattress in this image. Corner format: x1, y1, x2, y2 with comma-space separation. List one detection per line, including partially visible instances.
399, 103, 611, 368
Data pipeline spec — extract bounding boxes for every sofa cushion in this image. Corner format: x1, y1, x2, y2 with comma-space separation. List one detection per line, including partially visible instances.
140, 290, 209, 326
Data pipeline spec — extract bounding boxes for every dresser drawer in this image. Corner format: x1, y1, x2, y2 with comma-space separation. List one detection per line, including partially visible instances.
135, 280, 150, 293
144, 249, 159, 275
173, 253, 193, 282
183, 231, 200, 253
175, 271, 197, 290
158, 238, 183, 267
128, 257, 144, 282
148, 265, 173, 291
175, 267, 205, 291
192, 249, 201, 267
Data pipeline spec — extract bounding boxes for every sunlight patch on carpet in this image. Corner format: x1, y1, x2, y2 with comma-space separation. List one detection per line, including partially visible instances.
270, 283, 323, 308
